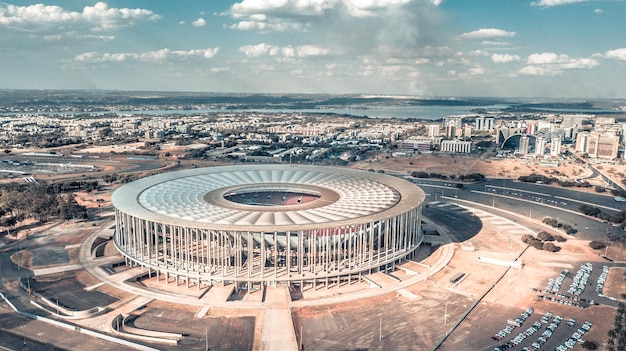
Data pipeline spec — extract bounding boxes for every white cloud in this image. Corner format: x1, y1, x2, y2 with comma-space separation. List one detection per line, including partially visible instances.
594, 8, 603, 13
239, 43, 329, 58
468, 67, 486, 75
518, 65, 559, 76
74, 48, 219, 63
603, 48, 626, 61
481, 41, 512, 46
192, 18, 207, 27
459, 28, 516, 40
229, 20, 302, 32
520, 52, 598, 75
491, 53, 521, 63
0, 2, 160, 32
239, 43, 279, 57
530, 0, 587, 7
229, 0, 335, 18
527, 52, 566, 64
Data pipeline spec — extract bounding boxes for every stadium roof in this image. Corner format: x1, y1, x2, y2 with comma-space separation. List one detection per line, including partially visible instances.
112, 164, 425, 231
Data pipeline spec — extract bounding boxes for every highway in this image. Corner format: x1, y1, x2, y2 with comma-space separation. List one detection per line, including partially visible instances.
412, 178, 625, 241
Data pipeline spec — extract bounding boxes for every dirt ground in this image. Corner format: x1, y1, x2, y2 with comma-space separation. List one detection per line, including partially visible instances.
355, 153, 597, 180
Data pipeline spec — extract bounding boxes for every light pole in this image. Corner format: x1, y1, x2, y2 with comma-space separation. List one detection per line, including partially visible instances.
444, 303, 448, 325
379, 317, 382, 341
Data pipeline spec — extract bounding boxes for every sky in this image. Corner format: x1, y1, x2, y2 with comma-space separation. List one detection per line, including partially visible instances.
0, 0, 625, 98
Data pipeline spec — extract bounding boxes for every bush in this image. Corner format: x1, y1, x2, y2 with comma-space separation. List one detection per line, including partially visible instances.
543, 217, 559, 227
562, 224, 575, 235
579, 205, 601, 217
595, 186, 606, 193
553, 235, 567, 242
537, 231, 554, 241
531, 241, 544, 250
581, 340, 598, 350
521, 234, 536, 244
543, 242, 561, 252
589, 241, 606, 250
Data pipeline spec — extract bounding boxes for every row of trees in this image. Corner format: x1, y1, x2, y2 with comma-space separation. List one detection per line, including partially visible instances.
410, 171, 485, 182
518, 173, 593, 188
521, 232, 564, 252
579, 205, 626, 225
606, 302, 626, 351
542, 217, 575, 234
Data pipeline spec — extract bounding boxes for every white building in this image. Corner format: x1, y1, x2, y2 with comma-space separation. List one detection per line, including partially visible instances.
440, 139, 472, 153
550, 137, 562, 156
535, 137, 546, 156
475, 117, 494, 131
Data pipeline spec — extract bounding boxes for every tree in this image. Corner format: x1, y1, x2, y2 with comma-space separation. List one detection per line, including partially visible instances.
543, 217, 559, 227
543, 242, 561, 252
589, 241, 606, 250
562, 224, 575, 234
579, 204, 601, 217
537, 231, 554, 241
531, 240, 544, 250
3, 149, 10, 154
581, 340, 598, 350
521, 234, 536, 244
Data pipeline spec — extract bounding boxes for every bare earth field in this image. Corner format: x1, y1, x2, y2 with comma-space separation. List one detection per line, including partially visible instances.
355, 153, 594, 180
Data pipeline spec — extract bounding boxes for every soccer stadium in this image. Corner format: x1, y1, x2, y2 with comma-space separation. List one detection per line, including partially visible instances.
111, 165, 426, 290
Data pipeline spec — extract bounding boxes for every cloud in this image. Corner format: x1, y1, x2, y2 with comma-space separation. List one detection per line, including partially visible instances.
459, 28, 516, 40
74, 48, 219, 63
530, 0, 587, 7
192, 18, 206, 27
229, 20, 302, 32
226, 0, 442, 35
0, 2, 160, 32
491, 54, 521, 63
239, 43, 329, 58
520, 52, 598, 75
481, 41, 512, 46
518, 65, 559, 76
602, 48, 626, 61
527, 52, 566, 64
594, 8, 603, 13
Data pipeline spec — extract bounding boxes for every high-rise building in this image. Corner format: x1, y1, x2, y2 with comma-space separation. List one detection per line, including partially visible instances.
575, 132, 589, 153
561, 114, 585, 129
518, 135, 530, 155
535, 137, 546, 156
475, 117, 494, 131
576, 131, 619, 159
428, 124, 440, 137
550, 137, 562, 156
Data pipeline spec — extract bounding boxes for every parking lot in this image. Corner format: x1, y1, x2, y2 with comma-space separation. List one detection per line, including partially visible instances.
445, 259, 622, 351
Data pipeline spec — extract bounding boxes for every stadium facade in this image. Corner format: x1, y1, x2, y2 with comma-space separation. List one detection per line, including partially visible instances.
111, 165, 425, 290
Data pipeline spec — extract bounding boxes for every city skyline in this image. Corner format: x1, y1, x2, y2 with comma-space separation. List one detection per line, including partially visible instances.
1, 0, 625, 98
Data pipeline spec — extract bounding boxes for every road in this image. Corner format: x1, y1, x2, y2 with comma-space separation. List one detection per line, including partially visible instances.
411, 178, 625, 241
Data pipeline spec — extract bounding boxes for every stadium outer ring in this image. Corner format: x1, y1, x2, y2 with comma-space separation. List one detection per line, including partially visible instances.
111, 164, 425, 289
